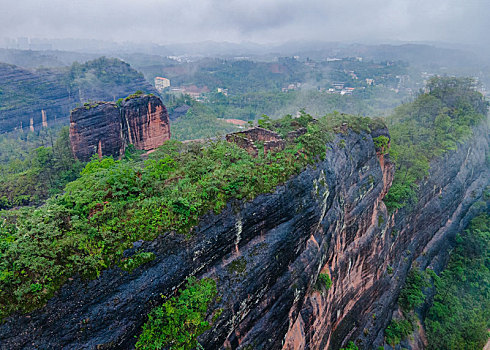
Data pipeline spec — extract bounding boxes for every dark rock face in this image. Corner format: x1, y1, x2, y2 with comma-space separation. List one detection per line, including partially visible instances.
69, 103, 123, 161
0, 60, 157, 134
69, 95, 171, 161
0, 124, 487, 350
0, 63, 75, 133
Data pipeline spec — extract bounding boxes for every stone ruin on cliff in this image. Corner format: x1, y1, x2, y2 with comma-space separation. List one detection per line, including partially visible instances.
226, 126, 308, 157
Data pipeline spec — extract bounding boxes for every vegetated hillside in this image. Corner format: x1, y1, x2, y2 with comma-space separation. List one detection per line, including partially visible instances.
0, 127, 83, 209
368, 77, 489, 350
0, 92, 170, 210
424, 213, 489, 350
0, 57, 157, 133
0, 78, 488, 350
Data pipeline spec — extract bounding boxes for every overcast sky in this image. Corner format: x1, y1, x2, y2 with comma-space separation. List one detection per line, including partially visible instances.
1, 0, 489, 45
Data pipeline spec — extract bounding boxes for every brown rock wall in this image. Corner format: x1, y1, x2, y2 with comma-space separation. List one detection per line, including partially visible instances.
70, 95, 170, 161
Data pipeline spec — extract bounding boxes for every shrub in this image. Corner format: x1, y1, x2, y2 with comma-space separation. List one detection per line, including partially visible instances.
384, 77, 487, 211
135, 277, 218, 350
340, 341, 359, 350
373, 135, 389, 153
425, 214, 489, 350
398, 269, 429, 312
316, 272, 333, 291
385, 319, 413, 346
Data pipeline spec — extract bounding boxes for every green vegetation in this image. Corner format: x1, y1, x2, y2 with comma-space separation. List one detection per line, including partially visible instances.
398, 269, 429, 313
425, 214, 489, 350
385, 214, 489, 348
316, 272, 333, 291
135, 277, 218, 350
124, 90, 144, 101
340, 341, 359, 350
118, 252, 156, 273
0, 127, 83, 209
165, 88, 397, 142
384, 77, 488, 211
69, 57, 145, 92
170, 99, 240, 141
383, 269, 428, 346
0, 113, 384, 319
385, 318, 414, 347
373, 135, 389, 153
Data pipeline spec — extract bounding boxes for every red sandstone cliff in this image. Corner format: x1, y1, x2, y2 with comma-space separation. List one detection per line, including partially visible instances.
69, 95, 170, 161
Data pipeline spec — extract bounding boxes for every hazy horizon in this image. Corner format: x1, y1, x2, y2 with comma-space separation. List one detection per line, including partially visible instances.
1, 0, 489, 47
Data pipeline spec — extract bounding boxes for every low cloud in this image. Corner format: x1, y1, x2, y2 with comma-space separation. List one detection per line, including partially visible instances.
0, 0, 488, 45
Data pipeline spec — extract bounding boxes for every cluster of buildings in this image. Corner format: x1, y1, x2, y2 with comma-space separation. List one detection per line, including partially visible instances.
321, 82, 357, 95
154, 76, 229, 101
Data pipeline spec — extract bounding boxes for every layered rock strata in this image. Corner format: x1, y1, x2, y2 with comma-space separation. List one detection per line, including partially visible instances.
0, 123, 488, 350
0, 60, 157, 134
69, 95, 171, 161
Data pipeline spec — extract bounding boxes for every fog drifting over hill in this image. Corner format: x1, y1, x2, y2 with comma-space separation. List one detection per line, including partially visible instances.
1, 0, 489, 46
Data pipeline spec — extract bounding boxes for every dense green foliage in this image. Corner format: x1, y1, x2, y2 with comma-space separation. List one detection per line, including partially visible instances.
384, 269, 428, 346
0, 113, 383, 319
385, 318, 414, 347
135, 277, 218, 350
425, 214, 490, 350
316, 272, 333, 292
385, 214, 489, 348
0, 127, 83, 209
384, 77, 488, 211
398, 269, 430, 313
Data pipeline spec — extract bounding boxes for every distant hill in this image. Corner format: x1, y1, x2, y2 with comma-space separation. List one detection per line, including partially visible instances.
0, 57, 157, 133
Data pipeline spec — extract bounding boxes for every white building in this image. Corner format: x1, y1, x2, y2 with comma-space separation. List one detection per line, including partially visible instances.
155, 77, 170, 92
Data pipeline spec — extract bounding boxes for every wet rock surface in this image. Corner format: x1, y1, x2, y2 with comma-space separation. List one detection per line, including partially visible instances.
69, 95, 171, 161
0, 124, 487, 350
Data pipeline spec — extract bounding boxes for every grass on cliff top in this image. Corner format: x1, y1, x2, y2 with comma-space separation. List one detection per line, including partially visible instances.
0, 112, 384, 319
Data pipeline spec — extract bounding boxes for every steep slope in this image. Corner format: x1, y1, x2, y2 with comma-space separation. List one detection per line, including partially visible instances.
0, 117, 487, 349
0, 63, 75, 133
0, 124, 393, 349
0, 57, 157, 134
0, 77, 488, 349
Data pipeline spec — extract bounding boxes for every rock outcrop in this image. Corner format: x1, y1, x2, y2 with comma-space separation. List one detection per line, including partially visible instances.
0, 122, 487, 350
226, 127, 285, 156
0, 63, 75, 133
0, 58, 157, 134
69, 95, 171, 161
